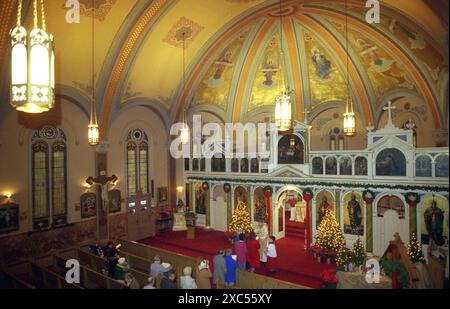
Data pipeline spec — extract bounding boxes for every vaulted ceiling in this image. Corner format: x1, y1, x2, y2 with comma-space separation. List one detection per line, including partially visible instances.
0, 0, 448, 139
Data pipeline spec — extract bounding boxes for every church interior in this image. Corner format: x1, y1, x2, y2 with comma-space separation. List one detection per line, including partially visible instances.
0, 0, 448, 290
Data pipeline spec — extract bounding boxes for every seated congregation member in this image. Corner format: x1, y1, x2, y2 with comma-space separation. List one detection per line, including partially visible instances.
246, 232, 260, 272
161, 270, 177, 289
143, 277, 156, 289
103, 241, 120, 278
266, 236, 278, 274
114, 257, 129, 280
150, 255, 171, 278
195, 260, 212, 289
124, 272, 140, 289
235, 234, 247, 270
180, 266, 197, 289
213, 249, 226, 286
224, 249, 237, 287
89, 244, 103, 257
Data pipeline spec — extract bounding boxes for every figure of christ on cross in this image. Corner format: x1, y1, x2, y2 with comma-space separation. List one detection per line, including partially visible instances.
86, 173, 118, 239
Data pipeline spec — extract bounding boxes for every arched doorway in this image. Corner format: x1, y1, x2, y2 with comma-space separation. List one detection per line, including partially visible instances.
373, 195, 408, 256
210, 185, 227, 231
275, 187, 303, 240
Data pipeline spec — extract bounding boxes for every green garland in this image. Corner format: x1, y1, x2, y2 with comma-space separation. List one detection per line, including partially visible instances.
380, 257, 410, 287
187, 176, 447, 193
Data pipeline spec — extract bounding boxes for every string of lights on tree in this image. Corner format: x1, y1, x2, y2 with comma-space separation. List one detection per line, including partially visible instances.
315, 210, 345, 258
407, 233, 426, 264
229, 200, 254, 234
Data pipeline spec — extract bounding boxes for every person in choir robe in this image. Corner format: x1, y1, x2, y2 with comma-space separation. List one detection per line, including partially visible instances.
235, 233, 247, 270
213, 249, 227, 286
195, 260, 213, 289
246, 232, 260, 272
123, 272, 140, 289
150, 255, 171, 278
143, 277, 156, 289
266, 236, 278, 274
161, 270, 177, 289
180, 266, 198, 289
114, 257, 129, 280
224, 249, 237, 287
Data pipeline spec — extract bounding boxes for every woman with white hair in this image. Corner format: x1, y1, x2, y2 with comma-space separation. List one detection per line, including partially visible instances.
114, 257, 129, 280
195, 259, 212, 289
180, 266, 197, 289
143, 277, 156, 289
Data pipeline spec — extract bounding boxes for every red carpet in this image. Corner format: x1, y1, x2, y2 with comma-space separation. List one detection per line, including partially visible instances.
139, 222, 335, 289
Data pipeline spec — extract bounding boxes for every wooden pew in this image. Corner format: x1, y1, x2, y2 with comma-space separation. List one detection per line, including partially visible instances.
236, 269, 307, 289
0, 262, 35, 289
29, 261, 83, 289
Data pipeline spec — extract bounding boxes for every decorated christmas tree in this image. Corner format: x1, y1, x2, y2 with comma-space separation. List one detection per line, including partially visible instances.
229, 200, 253, 234
352, 238, 366, 266
407, 233, 426, 264
315, 210, 345, 257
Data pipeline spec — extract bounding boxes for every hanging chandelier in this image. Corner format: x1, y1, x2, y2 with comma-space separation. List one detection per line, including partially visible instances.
88, 0, 99, 146
342, 0, 356, 136
179, 31, 190, 145
10, 0, 55, 113
274, 1, 292, 132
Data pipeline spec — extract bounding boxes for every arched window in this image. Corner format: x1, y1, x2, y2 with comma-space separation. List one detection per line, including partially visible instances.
415, 155, 432, 177
240, 158, 249, 173
325, 157, 337, 175
312, 157, 323, 174
31, 126, 67, 230
192, 158, 199, 171
339, 157, 352, 175
126, 129, 149, 196
231, 158, 239, 172
403, 119, 417, 147
355, 157, 368, 176
435, 155, 449, 178
329, 128, 345, 151
250, 158, 259, 173
211, 154, 226, 172
200, 158, 206, 172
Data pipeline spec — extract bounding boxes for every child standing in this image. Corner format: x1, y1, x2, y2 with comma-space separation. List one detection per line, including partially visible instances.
266, 236, 277, 274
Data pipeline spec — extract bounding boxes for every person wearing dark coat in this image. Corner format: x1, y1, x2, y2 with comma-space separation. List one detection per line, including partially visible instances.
213, 249, 227, 286
161, 270, 177, 289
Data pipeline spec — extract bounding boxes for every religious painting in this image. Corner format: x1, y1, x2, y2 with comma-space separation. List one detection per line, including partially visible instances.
316, 190, 334, 228
80, 192, 96, 218
375, 148, 406, 176
247, 34, 283, 110
302, 29, 347, 106
234, 186, 249, 213
355, 157, 368, 176
240, 158, 249, 173
194, 30, 248, 110
195, 183, 207, 215
108, 189, 121, 213
312, 157, 323, 174
250, 158, 259, 173
211, 154, 226, 172
435, 155, 449, 178
325, 157, 337, 175
253, 187, 267, 223
339, 157, 352, 176
157, 187, 168, 205
231, 158, 239, 172
0, 203, 19, 233
420, 195, 448, 246
200, 158, 206, 172
415, 155, 432, 177
184, 158, 190, 171
277, 135, 304, 164
343, 192, 364, 236
376, 195, 405, 219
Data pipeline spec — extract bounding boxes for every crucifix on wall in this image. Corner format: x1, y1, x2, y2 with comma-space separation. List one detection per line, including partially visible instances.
86, 173, 118, 212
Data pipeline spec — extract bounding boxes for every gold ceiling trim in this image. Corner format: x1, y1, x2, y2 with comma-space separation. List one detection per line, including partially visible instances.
99, 0, 168, 139
0, 0, 17, 78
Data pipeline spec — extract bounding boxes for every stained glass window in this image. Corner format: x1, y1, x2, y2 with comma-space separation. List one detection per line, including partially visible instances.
32, 142, 49, 229
31, 126, 67, 230
126, 129, 150, 197
127, 142, 137, 196
52, 142, 67, 226
139, 142, 149, 194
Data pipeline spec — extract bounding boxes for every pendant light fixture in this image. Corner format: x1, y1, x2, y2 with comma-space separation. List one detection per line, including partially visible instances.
10, 0, 55, 113
274, 0, 292, 132
342, 0, 356, 136
88, 1, 99, 146
180, 31, 190, 145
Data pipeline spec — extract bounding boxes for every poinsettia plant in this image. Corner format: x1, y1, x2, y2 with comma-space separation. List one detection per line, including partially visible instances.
321, 269, 338, 288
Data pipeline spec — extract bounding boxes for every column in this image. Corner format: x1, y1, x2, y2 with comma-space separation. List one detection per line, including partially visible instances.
409, 204, 417, 238
335, 189, 341, 224
206, 183, 211, 227
366, 201, 373, 252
